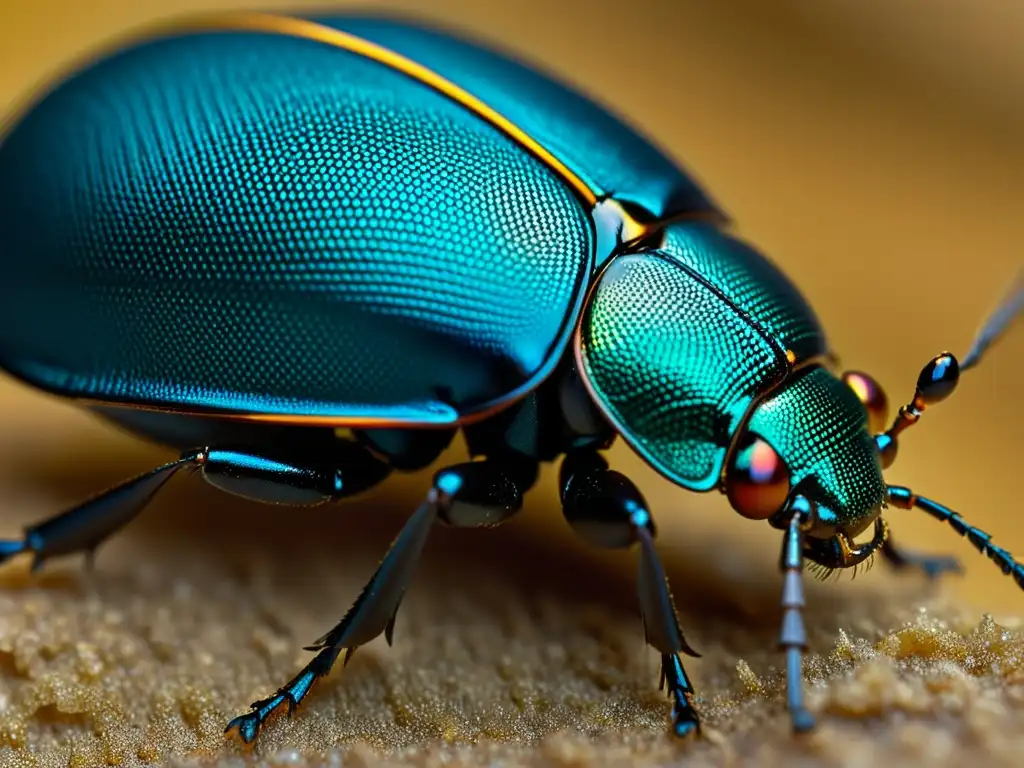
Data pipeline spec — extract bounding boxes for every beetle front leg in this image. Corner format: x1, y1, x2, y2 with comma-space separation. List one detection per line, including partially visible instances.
777, 500, 816, 733
225, 452, 537, 745
559, 450, 701, 737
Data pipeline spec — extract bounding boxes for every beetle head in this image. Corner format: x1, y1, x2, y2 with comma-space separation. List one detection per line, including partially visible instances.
724, 365, 888, 568
726, 295, 1016, 574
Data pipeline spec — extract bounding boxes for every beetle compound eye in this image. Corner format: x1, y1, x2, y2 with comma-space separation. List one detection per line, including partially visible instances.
840, 371, 889, 433
726, 433, 790, 520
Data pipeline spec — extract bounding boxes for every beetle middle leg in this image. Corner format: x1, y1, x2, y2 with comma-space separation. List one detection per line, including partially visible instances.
558, 449, 701, 737
224, 450, 538, 744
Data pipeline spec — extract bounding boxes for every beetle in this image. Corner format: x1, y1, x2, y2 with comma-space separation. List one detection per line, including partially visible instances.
0, 10, 1020, 744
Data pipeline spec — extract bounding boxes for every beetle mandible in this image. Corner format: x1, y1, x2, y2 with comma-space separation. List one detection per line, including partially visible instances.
0, 11, 1020, 742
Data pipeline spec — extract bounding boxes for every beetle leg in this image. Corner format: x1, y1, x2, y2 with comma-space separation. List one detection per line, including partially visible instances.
559, 450, 701, 737
0, 440, 393, 572
0, 451, 202, 571
778, 498, 816, 733
225, 454, 537, 745
225, 492, 438, 745
880, 538, 963, 579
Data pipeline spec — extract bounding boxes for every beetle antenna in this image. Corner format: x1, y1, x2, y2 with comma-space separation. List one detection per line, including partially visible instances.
962, 269, 1023, 370
876, 272, 1023, 468
874, 351, 959, 468
887, 486, 1024, 590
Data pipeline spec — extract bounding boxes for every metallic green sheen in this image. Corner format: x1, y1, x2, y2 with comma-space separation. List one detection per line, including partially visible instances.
0, 30, 593, 422
578, 252, 789, 491
312, 14, 719, 220
659, 223, 827, 362
747, 366, 886, 522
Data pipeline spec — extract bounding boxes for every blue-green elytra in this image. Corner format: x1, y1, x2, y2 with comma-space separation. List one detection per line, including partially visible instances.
0, 10, 1020, 744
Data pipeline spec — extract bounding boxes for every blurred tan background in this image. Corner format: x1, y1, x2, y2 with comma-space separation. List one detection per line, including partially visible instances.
0, 1, 1022, 765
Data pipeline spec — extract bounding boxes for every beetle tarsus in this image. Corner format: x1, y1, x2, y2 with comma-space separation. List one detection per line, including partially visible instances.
662, 653, 701, 737
881, 538, 963, 579
225, 647, 339, 744
224, 695, 286, 744
789, 698, 816, 734
0, 539, 26, 565
224, 711, 261, 745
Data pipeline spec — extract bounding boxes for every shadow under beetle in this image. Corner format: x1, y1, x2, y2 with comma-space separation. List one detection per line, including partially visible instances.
0, 11, 1021, 743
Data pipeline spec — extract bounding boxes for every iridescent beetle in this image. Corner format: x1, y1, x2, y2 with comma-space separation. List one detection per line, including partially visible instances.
0, 12, 1020, 742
